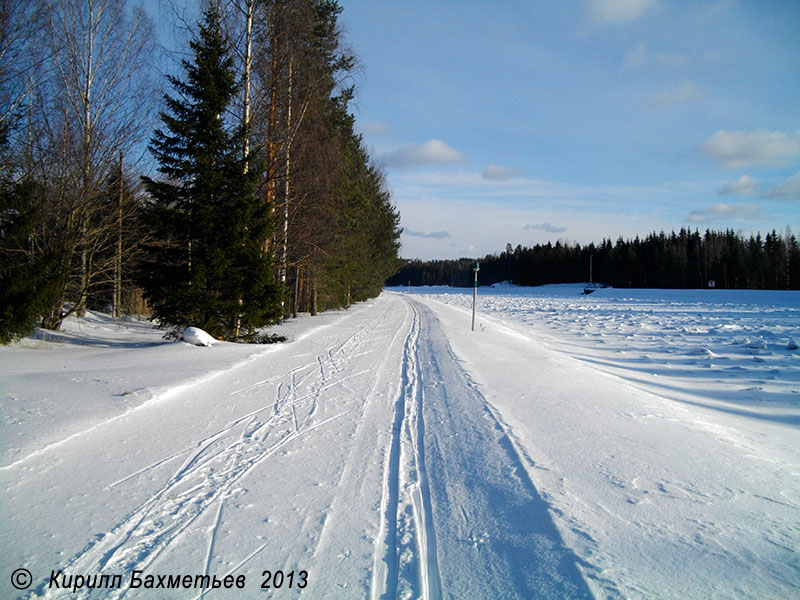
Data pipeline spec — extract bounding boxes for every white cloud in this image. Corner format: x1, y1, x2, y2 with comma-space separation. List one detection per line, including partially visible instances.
762, 171, 800, 201
482, 165, 523, 181
719, 175, 758, 196
686, 202, 761, 223
379, 139, 466, 169
396, 193, 668, 260
642, 81, 702, 108
700, 129, 800, 169
524, 222, 567, 233
403, 229, 451, 240
586, 0, 659, 25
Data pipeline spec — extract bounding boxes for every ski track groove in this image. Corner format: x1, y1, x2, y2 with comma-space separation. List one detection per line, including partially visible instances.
371, 299, 443, 600
198, 499, 224, 600
39, 303, 392, 599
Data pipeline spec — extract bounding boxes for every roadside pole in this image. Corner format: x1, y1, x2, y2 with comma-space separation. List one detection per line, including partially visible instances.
472, 260, 479, 331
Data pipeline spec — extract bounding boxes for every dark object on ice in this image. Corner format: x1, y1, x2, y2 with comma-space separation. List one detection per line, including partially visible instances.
583, 255, 606, 294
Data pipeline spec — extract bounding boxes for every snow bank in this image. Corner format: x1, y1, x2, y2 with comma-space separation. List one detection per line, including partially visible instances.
182, 326, 216, 346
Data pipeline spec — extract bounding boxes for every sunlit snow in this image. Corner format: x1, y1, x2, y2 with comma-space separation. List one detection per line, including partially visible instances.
1, 287, 798, 598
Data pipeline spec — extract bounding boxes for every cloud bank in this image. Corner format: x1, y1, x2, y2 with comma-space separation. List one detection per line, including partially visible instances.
524, 222, 567, 234
687, 202, 761, 223
763, 171, 800, 201
403, 229, 451, 240
701, 130, 800, 169
482, 166, 523, 181
719, 175, 758, 196
379, 140, 466, 169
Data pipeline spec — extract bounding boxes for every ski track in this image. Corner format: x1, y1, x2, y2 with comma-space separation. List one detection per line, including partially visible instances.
30, 301, 394, 600
405, 297, 593, 600
371, 300, 442, 600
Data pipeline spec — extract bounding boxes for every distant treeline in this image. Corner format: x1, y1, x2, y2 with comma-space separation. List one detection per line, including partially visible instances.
388, 228, 800, 290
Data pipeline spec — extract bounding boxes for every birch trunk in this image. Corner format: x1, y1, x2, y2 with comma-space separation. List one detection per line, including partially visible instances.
234, 0, 254, 338
113, 151, 123, 318
279, 54, 292, 322
76, 0, 96, 317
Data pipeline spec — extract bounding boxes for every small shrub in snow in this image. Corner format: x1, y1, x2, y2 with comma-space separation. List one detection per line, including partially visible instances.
239, 332, 287, 344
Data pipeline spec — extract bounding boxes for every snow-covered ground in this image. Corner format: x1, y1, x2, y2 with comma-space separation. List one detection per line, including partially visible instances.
1, 286, 798, 599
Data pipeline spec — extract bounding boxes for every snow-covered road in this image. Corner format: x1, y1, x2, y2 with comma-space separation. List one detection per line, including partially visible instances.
2, 289, 799, 599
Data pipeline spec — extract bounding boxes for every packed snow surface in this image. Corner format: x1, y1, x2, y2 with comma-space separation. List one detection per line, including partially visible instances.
1, 286, 798, 599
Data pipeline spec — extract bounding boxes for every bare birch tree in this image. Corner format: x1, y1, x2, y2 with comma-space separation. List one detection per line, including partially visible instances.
0, 0, 157, 331
34, 0, 157, 326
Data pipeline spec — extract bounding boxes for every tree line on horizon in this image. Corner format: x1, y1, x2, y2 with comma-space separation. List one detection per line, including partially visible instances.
0, 0, 401, 344
388, 228, 800, 291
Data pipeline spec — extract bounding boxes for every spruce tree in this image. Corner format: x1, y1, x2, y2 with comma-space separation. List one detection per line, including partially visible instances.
140, 4, 280, 340
0, 179, 68, 343
0, 122, 68, 343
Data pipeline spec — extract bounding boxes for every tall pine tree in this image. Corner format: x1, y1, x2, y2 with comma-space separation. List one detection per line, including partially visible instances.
140, 3, 280, 340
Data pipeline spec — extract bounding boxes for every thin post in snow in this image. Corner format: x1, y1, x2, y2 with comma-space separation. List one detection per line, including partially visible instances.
472, 260, 480, 331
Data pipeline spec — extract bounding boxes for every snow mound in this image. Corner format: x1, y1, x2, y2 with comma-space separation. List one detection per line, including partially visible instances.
689, 347, 716, 357
182, 326, 216, 346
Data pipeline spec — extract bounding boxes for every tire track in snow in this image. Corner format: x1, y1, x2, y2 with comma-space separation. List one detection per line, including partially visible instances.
372, 300, 443, 600
37, 303, 393, 599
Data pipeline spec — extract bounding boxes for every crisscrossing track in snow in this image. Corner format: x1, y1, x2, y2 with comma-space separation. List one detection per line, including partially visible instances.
41, 304, 394, 599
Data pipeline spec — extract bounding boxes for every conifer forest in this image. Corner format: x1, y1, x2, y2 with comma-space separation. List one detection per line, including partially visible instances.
388, 228, 800, 291
0, 0, 402, 343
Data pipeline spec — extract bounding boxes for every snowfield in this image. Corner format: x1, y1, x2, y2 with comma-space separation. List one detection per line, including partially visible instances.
1, 286, 798, 599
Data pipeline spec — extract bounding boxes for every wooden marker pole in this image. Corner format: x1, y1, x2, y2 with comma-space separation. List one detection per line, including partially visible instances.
472, 260, 480, 331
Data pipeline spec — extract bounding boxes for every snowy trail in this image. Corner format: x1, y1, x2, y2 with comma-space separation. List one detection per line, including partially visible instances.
4, 292, 592, 599
403, 299, 591, 599
409, 289, 800, 599
370, 299, 442, 600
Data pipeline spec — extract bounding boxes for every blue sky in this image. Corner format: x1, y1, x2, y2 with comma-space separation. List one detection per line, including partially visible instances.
339, 0, 800, 258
